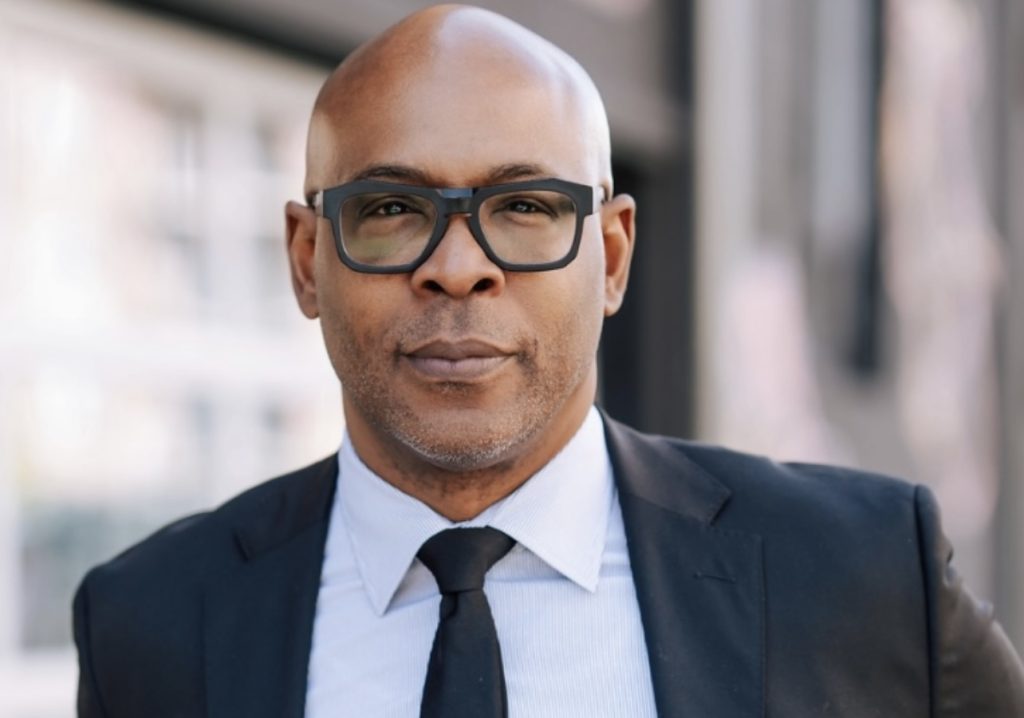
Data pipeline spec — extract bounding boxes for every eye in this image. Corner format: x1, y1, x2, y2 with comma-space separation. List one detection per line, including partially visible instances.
498, 197, 555, 216
508, 199, 540, 213
365, 197, 420, 217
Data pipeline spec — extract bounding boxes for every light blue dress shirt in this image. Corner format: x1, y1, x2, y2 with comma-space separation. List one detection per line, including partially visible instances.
306, 407, 658, 717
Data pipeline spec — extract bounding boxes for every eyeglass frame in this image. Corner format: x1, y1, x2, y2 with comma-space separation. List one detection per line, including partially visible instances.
308, 177, 602, 274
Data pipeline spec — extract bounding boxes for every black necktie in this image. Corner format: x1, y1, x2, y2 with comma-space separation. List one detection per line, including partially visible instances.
417, 527, 516, 718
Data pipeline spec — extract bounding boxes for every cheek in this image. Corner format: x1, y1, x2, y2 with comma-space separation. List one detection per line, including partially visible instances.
314, 264, 392, 380
517, 255, 606, 363
314, 233, 391, 336
567, 242, 611, 356
316, 287, 363, 382
565, 234, 609, 323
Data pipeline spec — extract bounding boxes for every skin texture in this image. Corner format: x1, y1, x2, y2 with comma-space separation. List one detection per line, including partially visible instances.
285, 4, 636, 521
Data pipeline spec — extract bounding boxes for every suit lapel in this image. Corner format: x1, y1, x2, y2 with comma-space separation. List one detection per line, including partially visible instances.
604, 417, 765, 718
204, 455, 337, 718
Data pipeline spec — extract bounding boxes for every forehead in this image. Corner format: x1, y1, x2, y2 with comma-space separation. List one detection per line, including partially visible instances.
311, 53, 599, 188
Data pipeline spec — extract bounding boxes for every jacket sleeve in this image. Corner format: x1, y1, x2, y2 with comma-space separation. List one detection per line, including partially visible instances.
73, 573, 109, 718
915, 485, 1024, 716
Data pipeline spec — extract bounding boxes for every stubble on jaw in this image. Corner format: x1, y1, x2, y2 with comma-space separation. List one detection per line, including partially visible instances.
322, 298, 595, 494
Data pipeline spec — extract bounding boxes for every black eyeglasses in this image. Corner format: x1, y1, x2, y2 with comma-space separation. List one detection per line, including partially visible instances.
310, 178, 600, 273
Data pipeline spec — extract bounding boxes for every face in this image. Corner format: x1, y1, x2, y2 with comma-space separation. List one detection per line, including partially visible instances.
287, 53, 634, 478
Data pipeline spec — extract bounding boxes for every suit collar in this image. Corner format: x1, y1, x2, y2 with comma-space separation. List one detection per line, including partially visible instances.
222, 414, 731, 557
603, 413, 766, 718
206, 455, 337, 718
231, 454, 338, 560
602, 411, 732, 523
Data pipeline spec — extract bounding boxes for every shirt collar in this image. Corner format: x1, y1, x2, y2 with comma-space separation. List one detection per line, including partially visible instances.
335, 406, 614, 616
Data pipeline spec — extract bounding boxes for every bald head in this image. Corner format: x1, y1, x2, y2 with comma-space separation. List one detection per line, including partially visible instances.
305, 4, 613, 197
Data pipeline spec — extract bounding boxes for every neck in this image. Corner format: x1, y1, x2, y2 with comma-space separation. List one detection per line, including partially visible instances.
344, 378, 596, 522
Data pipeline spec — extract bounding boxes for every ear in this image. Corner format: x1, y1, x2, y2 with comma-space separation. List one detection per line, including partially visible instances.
600, 193, 636, 317
285, 200, 320, 319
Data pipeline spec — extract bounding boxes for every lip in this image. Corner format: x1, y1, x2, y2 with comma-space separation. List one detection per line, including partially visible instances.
402, 339, 515, 381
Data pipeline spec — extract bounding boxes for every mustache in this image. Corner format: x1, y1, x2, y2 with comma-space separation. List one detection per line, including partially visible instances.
390, 304, 526, 356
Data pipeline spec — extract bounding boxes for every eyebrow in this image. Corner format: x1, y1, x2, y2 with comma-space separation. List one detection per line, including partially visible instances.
486, 163, 552, 183
348, 162, 555, 187
351, 164, 433, 184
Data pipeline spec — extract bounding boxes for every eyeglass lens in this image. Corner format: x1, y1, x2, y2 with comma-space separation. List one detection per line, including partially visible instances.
338, 189, 579, 267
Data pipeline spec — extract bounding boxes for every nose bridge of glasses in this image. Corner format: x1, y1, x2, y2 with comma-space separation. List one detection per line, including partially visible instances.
428, 189, 494, 268
436, 188, 474, 218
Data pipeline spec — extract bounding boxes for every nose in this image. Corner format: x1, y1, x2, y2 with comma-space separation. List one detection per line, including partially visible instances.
410, 215, 506, 298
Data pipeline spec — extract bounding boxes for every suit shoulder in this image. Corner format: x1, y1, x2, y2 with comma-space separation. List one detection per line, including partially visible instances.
622, 423, 914, 497
80, 455, 336, 593
623, 425, 918, 529
689, 438, 913, 501
628, 431, 933, 606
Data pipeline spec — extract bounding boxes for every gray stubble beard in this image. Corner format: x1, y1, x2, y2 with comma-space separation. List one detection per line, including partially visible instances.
326, 300, 597, 488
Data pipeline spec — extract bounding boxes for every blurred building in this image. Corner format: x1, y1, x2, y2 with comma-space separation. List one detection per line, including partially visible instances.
1, 0, 1021, 716
0, 2, 340, 713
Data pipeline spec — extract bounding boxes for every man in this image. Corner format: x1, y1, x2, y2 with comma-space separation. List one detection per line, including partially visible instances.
73, 5, 1024, 717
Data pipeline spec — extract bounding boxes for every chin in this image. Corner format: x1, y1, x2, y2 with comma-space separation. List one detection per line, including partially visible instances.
390, 410, 539, 474
403, 428, 525, 474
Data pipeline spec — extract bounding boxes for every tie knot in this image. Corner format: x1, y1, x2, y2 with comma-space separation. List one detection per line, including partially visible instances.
418, 527, 515, 594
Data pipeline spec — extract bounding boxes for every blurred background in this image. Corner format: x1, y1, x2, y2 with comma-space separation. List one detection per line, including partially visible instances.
1, 0, 1022, 714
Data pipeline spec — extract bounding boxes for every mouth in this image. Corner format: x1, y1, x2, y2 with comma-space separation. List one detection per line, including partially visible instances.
401, 338, 516, 381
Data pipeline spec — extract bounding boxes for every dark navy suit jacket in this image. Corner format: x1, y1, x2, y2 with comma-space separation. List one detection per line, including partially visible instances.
73, 416, 1024, 716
